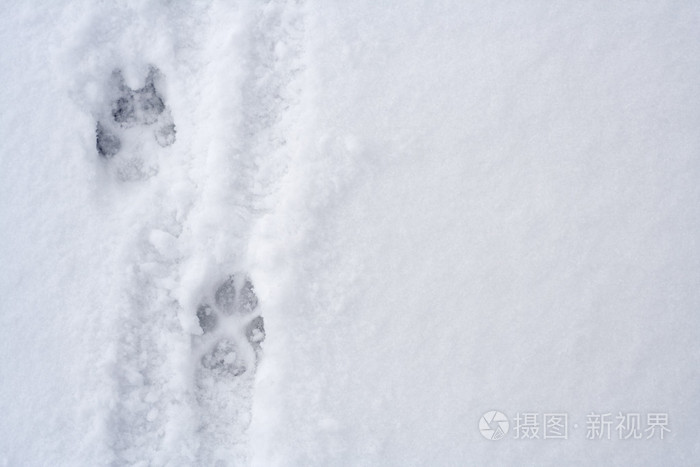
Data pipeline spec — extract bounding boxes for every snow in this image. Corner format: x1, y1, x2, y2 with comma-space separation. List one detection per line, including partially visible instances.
1, 0, 699, 466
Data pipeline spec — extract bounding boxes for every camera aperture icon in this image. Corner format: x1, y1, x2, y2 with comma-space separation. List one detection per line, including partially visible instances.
480, 411, 509, 440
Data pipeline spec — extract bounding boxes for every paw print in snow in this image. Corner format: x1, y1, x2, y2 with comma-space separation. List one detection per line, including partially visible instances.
195, 274, 265, 378
95, 66, 176, 180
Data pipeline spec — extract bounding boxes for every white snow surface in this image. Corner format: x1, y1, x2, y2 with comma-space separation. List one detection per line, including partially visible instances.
1, 1, 699, 466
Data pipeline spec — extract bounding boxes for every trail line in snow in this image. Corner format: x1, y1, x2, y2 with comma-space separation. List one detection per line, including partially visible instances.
66, 0, 306, 464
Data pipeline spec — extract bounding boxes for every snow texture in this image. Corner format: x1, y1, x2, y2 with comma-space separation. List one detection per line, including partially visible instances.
1, 0, 699, 466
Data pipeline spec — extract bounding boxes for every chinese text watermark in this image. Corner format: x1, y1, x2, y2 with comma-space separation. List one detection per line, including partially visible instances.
479, 411, 670, 441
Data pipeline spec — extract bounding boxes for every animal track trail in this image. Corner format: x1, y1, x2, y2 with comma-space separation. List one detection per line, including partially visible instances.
92, 0, 303, 462
95, 65, 194, 462
95, 66, 176, 181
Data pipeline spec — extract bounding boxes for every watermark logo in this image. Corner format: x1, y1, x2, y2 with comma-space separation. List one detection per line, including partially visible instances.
479, 410, 670, 441
479, 411, 510, 440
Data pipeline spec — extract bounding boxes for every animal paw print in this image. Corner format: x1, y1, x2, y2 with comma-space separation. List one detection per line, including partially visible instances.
194, 274, 265, 378
95, 66, 176, 180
